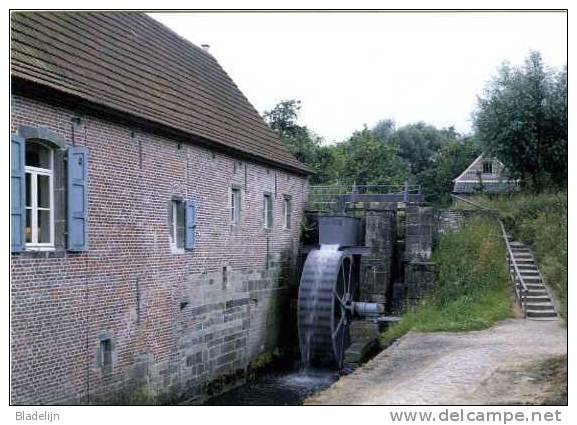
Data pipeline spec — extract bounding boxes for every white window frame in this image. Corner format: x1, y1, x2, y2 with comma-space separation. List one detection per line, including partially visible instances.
25, 145, 54, 250
170, 199, 184, 251
231, 187, 241, 225
282, 196, 292, 230
263, 193, 273, 229
482, 161, 493, 174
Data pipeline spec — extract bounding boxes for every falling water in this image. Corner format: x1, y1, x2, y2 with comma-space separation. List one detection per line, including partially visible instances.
204, 244, 342, 405
300, 244, 339, 369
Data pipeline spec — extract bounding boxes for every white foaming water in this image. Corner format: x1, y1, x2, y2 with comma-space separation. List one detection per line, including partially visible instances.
300, 245, 341, 369
278, 371, 336, 387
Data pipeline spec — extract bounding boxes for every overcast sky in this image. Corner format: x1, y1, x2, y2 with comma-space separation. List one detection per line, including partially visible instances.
150, 11, 567, 144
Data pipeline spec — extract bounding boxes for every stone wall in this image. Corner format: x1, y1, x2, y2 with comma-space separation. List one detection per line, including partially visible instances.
403, 262, 436, 310
360, 203, 396, 304
391, 206, 436, 314
404, 206, 434, 262
10, 94, 307, 405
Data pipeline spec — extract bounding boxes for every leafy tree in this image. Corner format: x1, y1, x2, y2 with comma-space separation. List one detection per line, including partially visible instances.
264, 99, 482, 204
387, 122, 448, 175
331, 126, 407, 185
263, 99, 337, 184
371, 119, 396, 143
474, 51, 567, 190
416, 136, 481, 204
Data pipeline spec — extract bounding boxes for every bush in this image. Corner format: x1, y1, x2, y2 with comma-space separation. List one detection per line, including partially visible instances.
381, 217, 513, 344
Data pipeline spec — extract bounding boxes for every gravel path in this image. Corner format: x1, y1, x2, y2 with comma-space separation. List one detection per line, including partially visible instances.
305, 319, 567, 405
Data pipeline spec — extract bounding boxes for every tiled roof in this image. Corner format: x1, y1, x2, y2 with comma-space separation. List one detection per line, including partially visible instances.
11, 12, 312, 174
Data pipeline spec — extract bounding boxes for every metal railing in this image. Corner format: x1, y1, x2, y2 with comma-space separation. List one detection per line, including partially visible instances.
450, 194, 528, 317
308, 183, 422, 212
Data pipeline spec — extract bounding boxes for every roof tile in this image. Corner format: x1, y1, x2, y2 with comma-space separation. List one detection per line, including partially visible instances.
11, 12, 311, 174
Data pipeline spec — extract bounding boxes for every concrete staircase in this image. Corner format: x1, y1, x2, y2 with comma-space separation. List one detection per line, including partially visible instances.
509, 241, 558, 320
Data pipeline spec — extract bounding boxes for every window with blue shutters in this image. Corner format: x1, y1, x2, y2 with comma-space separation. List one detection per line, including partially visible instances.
11, 134, 26, 252
12, 126, 88, 254
185, 200, 197, 250
67, 146, 89, 251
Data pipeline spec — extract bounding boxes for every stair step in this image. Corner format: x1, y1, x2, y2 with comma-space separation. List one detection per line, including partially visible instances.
527, 316, 560, 321
527, 288, 549, 297
513, 268, 539, 273
525, 303, 554, 310
513, 253, 533, 257
526, 309, 558, 318
526, 283, 545, 289
525, 296, 551, 302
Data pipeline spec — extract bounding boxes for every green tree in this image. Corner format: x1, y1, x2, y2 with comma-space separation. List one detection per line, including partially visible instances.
388, 122, 447, 175
416, 136, 481, 204
474, 51, 567, 190
330, 126, 407, 185
371, 118, 396, 143
263, 99, 336, 184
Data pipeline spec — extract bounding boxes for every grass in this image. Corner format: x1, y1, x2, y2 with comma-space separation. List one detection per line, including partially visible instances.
465, 192, 567, 320
381, 217, 514, 345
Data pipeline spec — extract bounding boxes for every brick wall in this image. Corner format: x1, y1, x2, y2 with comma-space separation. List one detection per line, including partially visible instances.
10, 94, 308, 404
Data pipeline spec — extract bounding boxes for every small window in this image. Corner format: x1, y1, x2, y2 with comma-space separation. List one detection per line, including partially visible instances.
282, 196, 292, 229
482, 161, 493, 174
99, 338, 112, 369
170, 199, 185, 249
231, 188, 241, 224
263, 193, 273, 229
25, 141, 54, 248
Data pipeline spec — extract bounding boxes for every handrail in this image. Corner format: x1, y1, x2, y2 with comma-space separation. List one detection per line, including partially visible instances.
451, 194, 528, 317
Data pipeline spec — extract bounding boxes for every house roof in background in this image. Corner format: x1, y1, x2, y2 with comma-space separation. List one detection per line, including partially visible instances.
453, 153, 507, 182
11, 12, 312, 174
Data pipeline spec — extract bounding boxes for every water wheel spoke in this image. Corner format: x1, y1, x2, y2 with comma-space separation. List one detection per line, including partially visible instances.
332, 314, 345, 340
339, 315, 346, 364
333, 289, 345, 307
347, 261, 352, 295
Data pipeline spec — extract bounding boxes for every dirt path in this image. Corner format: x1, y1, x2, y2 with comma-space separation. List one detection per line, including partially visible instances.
305, 319, 567, 405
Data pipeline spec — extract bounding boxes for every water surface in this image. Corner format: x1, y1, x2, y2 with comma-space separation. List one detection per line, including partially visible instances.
204, 365, 339, 405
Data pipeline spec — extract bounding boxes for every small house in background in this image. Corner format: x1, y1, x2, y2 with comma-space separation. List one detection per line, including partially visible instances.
452, 154, 519, 194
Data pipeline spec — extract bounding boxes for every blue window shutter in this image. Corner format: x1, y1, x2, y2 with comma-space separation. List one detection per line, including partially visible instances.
185, 200, 197, 250
11, 134, 25, 252
67, 146, 89, 251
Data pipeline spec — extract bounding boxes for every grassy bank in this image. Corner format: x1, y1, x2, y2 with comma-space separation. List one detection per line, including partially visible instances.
381, 217, 513, 345
465, 192, 567, 320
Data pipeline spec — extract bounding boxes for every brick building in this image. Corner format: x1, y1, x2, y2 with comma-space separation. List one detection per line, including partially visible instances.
10, 12, 311, 404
